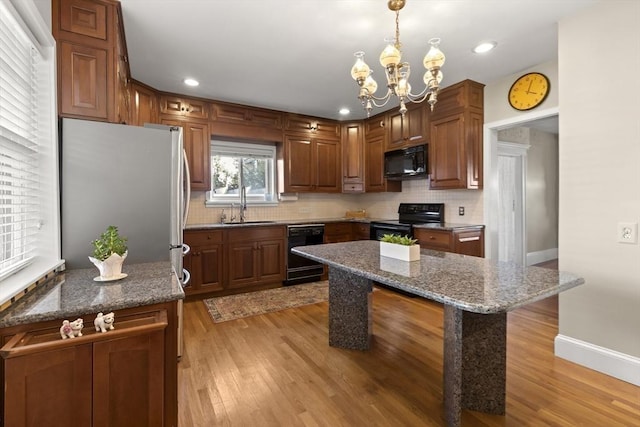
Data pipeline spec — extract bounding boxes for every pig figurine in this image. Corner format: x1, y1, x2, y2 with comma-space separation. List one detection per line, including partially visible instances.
94, 312, 115, 333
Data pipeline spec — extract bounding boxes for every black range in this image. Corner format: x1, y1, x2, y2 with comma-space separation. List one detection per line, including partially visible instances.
369, 203, 444, 240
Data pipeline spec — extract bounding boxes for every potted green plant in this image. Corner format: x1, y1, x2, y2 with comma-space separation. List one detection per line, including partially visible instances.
88, 225, 128, 280
379, 234, 420, 262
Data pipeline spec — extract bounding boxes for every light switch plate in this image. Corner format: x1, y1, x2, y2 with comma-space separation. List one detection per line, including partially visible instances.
617, 222, 638, 244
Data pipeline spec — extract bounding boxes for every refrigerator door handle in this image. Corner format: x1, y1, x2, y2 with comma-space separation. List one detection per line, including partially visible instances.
182, 268, 191, 287
182, 149, 191, 229
182, 243, 191, 256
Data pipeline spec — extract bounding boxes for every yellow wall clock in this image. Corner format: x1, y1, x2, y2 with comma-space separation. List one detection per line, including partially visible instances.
508, 72, 550, 111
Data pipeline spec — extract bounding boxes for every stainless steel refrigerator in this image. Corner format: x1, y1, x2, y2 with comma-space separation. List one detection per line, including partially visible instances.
59, 118, 190, 286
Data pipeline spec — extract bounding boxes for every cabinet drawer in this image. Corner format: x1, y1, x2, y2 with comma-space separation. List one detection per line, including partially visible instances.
184, 230, 223, 246
227, 225, 285, 242
414, 229, 452, 250
343, 183, 364, 193
325, 222, 352, 235
159, 96, 209, 119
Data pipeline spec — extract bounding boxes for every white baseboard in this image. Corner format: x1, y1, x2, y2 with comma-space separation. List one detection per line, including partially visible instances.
554, 334, 640, 386
526, 248, 558, 266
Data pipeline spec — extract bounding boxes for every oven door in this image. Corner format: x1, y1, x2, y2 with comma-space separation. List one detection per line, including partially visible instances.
369, 222, 413, 240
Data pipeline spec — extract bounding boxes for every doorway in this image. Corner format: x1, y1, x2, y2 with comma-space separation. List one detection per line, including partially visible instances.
483, 108, 559, 263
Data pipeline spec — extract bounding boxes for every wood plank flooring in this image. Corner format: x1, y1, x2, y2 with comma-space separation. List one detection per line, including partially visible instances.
178, 267, 639, 426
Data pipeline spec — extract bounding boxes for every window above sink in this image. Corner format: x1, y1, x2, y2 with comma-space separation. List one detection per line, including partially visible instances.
206, 140, 278, 207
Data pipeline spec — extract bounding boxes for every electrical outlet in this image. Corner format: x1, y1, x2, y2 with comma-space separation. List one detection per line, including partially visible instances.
458, 206, 465, 216
617, 222, 638, 244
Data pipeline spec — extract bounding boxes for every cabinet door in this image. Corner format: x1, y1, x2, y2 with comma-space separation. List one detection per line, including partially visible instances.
4, 344, 93, 427
160, 96, 209, 119
453, 229, 484, 257
284, 135, 314, 192
226, 241, 258, 289
162, 119, 211, 191
188, 244, 224, 294
429, 112, 467, 189
352, 223, 370, 240
58, 41, 110, 120
315, 139, 341, 193
257, 239, 285, 283
387, 104, 426, 151
324, 222, 353, 243
342, 123, 364, 191
467, 111, 483, 189
364, 134, 401, 193
130, 82, 158, 126
93, 331, 165, 427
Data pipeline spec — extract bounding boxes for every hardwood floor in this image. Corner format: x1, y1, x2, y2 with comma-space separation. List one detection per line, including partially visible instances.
178, 278, 639, 426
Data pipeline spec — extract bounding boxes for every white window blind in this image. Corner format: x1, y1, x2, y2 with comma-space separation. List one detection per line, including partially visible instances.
0, 0, 60, 303
0, 2, 40, 280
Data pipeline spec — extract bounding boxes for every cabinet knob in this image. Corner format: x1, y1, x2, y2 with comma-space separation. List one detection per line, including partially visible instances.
429, 236, 435, 240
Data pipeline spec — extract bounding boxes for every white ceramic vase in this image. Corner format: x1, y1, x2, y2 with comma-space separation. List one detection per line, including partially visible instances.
89, 251, 127, 279
379, 242, 420, 262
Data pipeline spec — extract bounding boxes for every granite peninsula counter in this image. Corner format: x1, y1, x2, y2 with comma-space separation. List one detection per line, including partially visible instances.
292, 240, 584, 427
0, 261, 183, 426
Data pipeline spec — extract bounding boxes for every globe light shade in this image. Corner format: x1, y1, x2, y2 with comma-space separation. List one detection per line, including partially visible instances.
351, 52, 370, 82
379, 39, 401, 68
362, 74, 378, 95
423, 38, 445, 70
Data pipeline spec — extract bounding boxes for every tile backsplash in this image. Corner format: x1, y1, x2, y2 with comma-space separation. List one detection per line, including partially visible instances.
187, 179, 484, 226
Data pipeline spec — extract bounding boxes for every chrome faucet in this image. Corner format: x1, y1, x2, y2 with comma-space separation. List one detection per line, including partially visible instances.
240, 185, 247, 223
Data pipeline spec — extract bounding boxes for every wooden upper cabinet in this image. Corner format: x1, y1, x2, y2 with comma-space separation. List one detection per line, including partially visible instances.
114, 4, 129, 124
58, 42, 110, 120
210, 102, 282, 141
429, 80, 484, 190
160, 95, 209, 120
284, 114, 341, 139
58, 0, 110, 41
342, 123, 364, 193
129, 81, 158, 126
364, 133, 401, 193
386, 103, 428, 151
53, 0, 121, 122
161, 118, 210, 191
283, 135, 341, 193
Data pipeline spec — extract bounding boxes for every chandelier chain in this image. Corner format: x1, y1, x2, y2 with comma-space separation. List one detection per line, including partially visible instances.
395, 10, 401, 50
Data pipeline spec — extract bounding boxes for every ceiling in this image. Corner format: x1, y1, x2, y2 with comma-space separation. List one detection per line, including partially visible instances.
120, 0, 598, 121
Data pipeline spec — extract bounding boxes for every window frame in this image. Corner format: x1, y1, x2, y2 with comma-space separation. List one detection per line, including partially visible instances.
206, 140, 279, 207
0, 0, 62, 306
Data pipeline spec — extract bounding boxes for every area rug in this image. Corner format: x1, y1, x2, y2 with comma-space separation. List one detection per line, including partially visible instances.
204, 281, 329, 323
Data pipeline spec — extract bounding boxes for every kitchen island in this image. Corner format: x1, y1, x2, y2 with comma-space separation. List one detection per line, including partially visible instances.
292, 241, 584, 427
0, 261, 183, 427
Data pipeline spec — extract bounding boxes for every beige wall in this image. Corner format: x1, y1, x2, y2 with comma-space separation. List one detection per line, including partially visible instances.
558, 0, 640, 360
187, 181, 483, 226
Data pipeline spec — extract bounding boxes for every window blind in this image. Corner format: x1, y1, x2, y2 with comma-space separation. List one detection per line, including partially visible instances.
0, 2, 40, 281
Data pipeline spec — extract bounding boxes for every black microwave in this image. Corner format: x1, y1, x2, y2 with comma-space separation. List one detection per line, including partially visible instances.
384, 145, 428, 180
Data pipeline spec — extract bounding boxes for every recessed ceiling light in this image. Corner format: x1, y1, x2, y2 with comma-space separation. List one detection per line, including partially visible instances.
339, 108, 350, 115
183, 78, 199, 87
473, 41, 497, 54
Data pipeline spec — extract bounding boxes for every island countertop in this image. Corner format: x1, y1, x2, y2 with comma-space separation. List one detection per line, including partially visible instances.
0, 261, 184, 329
292, 240, 584, 314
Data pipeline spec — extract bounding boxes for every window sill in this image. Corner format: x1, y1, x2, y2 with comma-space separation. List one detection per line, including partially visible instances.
205, 200, 280, 208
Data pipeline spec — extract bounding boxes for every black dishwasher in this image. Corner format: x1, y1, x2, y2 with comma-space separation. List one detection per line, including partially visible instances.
285, 224, 325, 285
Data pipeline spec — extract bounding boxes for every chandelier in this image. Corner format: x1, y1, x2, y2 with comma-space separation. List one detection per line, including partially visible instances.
350, 0, 445, 117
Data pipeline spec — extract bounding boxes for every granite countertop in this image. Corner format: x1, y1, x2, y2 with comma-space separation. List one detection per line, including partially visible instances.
185, 218, 484, 230
0, 261, 184, 329
292, 240, 584, 314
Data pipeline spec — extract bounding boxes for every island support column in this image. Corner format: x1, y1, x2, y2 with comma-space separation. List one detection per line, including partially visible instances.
443, 305, 507, 427
328, 268, 373, 350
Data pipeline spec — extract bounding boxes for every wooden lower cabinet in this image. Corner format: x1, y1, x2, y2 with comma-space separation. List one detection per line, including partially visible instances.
227, 226, 286, 290
352, 223, 371, 240
184, 230, 224, 295
324, 222, 353, 243
184, 226, 286, 295
1, 304, 176, 427
414, 226, 485, 257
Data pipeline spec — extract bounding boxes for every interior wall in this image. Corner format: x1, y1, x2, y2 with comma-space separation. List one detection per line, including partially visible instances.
187, 182, 483, 226
526, 129, 558, 253
558, 0, 640, 362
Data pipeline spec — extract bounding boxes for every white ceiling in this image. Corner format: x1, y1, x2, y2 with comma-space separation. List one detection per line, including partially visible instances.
120, 0, 598, 121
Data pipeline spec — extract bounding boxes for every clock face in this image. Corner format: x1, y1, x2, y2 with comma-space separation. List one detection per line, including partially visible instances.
508, 72, 550, 111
